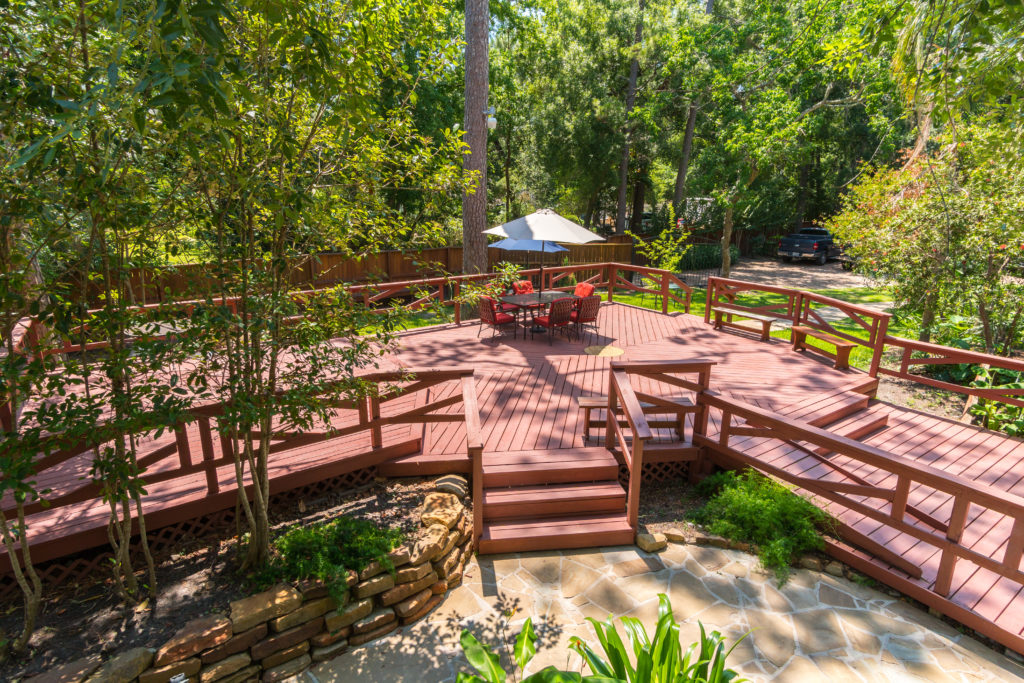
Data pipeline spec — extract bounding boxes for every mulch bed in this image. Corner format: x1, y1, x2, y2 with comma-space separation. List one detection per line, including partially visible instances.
0, 476, 432, 681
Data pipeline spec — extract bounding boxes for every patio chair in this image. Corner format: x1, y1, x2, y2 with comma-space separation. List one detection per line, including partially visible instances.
573, 282, 595, 298
531, 297, 575, 344
571, 295, 601, 340
478, 296, 518, 338
511, 280, 534, 295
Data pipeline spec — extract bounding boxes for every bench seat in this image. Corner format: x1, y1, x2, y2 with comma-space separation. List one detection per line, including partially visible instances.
711, 305, 778, 342
791, 324, 857, 370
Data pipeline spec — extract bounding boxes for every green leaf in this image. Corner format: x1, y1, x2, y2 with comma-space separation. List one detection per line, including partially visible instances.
514, 617, 537, 672
521, 667, 584, 682
459, 629, 505, 683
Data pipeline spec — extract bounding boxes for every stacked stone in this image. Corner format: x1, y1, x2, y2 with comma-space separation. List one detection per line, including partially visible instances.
42, 476, 473, 683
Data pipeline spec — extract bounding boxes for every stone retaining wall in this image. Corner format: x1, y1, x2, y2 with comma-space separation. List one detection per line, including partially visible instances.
29, 478, 472, 683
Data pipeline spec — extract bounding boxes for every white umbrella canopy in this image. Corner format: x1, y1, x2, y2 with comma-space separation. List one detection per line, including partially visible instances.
483, 209, 605, 245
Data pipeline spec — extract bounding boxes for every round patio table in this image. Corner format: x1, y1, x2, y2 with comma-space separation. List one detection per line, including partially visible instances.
499, 292, 579, 333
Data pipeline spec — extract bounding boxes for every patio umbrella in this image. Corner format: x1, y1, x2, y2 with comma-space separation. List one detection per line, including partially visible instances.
484, 209, 605, 293
488, 238, 567, 295
484, 209, 605, 244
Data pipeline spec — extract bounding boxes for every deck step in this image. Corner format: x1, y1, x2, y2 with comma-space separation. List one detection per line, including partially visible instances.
478, 512, 634, 554
812, 405, 889, 455
483, 481, 625, 520
482, 447, 620, 487
378, 451, 471, 477
781, 389, 870, 429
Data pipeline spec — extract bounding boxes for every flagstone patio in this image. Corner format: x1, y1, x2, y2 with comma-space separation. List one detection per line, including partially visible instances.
306, 542, 1024, 682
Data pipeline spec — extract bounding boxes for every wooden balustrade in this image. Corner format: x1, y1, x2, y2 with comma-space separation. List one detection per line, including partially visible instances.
1, 368, 482, 524
706, 277, 891, 357
605, 360, 714, 529
696, 390, 1024, 596
879, 336, 1024, 408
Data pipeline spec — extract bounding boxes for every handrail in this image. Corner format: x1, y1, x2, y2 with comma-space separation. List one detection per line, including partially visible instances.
9, 262, 695, 360
605, 360, 714, 530
697, 389, 1024, 596
879, 335, 1024, 408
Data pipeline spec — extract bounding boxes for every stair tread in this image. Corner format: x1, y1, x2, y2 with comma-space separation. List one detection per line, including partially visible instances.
781, 390, 868, 427
484, 481, 624, 504
483, 512, 632, 538
482, 447, 618, 472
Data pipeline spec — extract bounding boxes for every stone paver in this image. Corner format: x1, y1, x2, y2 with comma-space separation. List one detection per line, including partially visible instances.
308, 544, 1024, 682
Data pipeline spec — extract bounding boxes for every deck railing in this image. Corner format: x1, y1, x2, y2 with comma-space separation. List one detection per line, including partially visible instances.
0, 367, 481, 570
5, 262, 694, 363
704, 277, 1024, 406
606, 360, 714, 529
878, 336, 1024, 408
695, 390, 1024, 598
705, 276, 892, 373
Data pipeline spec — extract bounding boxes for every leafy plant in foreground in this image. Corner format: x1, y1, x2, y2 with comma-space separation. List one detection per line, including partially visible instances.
258, 516, 403, 603
457, 594, 747, 682
691, 469, 832, 583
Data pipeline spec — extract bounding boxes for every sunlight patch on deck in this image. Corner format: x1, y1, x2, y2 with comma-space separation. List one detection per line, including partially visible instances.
585, 344, 624, 357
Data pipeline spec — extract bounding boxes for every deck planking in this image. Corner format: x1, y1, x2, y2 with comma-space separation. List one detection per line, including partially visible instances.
8, 301, 1024, 653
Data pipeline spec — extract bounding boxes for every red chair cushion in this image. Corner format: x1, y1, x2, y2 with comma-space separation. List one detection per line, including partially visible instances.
494, 312, 515, 324
574, 282, 595, 297
570, 311, 579, 322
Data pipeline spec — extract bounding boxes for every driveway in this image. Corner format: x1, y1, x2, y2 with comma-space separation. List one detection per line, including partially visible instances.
727, 257, 871, 291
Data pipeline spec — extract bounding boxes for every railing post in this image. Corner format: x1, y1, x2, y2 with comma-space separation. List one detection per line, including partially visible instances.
175, 424, 192, 469
368, 395, 382, 448
627, 440, 643, 529
452, 281, 461, 325
869, 315, 889, 378
703, 278, 715, 324
935, 496, 970, 597
198, 416, 220, 494
607, 264, 616, 302
605, 369, 618, 449
661, 272, 669, 315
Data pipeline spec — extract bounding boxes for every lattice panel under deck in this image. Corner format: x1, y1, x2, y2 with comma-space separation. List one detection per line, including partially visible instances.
0, 466, 380, 603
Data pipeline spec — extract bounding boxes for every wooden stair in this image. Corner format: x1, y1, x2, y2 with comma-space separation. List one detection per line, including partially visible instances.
477, 447, 633, 554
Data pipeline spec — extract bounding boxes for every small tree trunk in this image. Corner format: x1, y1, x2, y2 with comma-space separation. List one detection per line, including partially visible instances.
721, 201, 734, 278
672, 103, 698, 217
919, 290, 938, 343
461, 0, 490, 273
629, 178, 645, 232
614, 0, 644, 234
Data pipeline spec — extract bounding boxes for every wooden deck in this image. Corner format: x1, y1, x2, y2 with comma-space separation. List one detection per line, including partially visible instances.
8, 300, 1024, 654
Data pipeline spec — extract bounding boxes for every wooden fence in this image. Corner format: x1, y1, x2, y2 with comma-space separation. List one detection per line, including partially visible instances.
83, 243, 635, 305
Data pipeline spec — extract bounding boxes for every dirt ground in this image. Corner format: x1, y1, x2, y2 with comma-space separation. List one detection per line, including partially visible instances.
728, 257, 872, 290
0, 477, 433, 681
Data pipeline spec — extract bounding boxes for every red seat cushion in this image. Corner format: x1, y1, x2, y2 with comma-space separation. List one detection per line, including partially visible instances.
534, 315, 551, 326
494, 312, 515, 324
570, 311, 579, 322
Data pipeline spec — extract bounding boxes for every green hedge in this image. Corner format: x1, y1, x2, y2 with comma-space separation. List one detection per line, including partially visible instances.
677, 243, 740, 271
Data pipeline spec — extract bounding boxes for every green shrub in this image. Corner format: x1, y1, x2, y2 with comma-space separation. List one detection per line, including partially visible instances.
259, 516, 404, 602
690, 469, 832, 583
677, 243, 740, 271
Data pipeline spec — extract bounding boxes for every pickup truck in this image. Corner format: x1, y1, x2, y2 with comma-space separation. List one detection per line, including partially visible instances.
777, 226, 841, 265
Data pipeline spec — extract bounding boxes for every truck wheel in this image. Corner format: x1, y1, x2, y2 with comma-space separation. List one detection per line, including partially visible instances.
781, 256, 792, 263
816, 251, 827, 266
